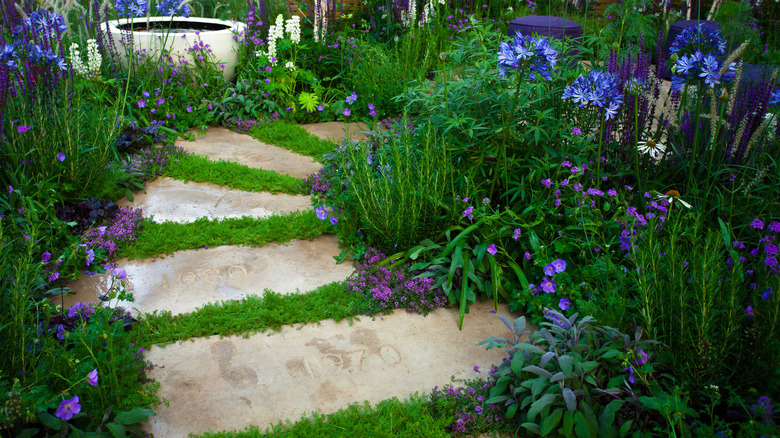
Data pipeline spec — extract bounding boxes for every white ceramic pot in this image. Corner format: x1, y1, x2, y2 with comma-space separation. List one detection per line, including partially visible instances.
103, 16, 246, 81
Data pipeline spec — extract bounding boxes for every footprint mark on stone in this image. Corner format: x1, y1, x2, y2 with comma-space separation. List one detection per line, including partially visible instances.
210, 340, 258, 388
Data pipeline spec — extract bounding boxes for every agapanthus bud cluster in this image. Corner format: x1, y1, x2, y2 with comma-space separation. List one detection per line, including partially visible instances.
562, 70, 624, 120
285, 15, 301, 44
498, 32, 558, 82
69, 39, 102, 77
115, 0, 149, 17
156, 0, 191, 17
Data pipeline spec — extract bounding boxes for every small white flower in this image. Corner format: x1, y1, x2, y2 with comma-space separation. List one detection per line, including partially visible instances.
656, 190, 692, 209
637, 140, 667, 161
69, 43, 89, 76
86, 39, 102, 76
285, 61, 296, 71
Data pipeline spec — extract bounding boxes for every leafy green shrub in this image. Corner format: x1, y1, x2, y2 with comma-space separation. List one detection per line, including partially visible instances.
480, 311, 664, 437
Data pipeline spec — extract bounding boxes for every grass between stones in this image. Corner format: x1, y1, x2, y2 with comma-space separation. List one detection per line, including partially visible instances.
140, 281, 366, 346
249, 121, 338, 162
118, 211, 332, 260
126, 127, 476, 436
165, 153, 305, 195
196, 396, 452, 438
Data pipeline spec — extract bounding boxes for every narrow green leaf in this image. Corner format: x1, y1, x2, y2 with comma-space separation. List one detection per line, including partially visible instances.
563, 410, 574, 436
488, 255, 499, 310
107, 422, 127, 438
574, 411, 593, 438
541, 408, 564, 436
558, 354, 574, 378
38, 413, 61, 431
522, 422, 542, 435
528, 393, 556, 422
113, 407, 155, 425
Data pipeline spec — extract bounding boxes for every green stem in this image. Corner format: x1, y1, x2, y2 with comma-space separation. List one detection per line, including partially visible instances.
118, 17, 136, 123
597, 116, 604, 189
686, 88, 703, 194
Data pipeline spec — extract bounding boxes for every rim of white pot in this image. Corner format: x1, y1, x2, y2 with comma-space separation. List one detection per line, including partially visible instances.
104, 16, 245, 36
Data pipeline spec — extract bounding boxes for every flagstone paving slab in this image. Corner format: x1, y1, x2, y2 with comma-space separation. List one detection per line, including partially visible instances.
117, 177, 311, 223
144, 300, 525, 437
175, 127, 321, 178
62, 237, 353, 316
300, 121, 370, 143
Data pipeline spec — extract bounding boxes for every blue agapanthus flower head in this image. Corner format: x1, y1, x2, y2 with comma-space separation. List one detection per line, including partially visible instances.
498, 31, 557, 82
670, 24, 727, 58
24, 10, 68, 37
769, 87, 780, 105
156, 0, 191, 17
0, 43, 18, 68
670, 50, 736, 92
562, 70, 624, 120
116, 0, 150, 17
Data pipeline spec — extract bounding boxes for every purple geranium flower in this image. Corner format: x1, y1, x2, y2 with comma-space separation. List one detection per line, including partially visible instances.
634, 349, 648, 366
541, 278, 556, 293
113, 268, 127, 279
486, 244, 497, 256
343, 108, 351, 117
551, 259, 567, 273
68, 302, 85, 318
558, 298, 571, 310
329, 216, 338, 225
745, 306, 755, 318
55, 396, 81, 420
87, 369, 98, 387
57, 152, 65, 162
316, 206, 327, 220
544, 264, 555, 276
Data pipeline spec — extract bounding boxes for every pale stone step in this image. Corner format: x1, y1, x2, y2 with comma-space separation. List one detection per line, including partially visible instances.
300, 121, 370, 143
144, 300, 524, 437
62, 237, 353, 316
175, 127, 321, 178
118, 177, 311, 223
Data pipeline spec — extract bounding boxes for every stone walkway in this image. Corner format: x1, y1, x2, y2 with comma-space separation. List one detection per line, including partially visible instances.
67, 122, 522, 436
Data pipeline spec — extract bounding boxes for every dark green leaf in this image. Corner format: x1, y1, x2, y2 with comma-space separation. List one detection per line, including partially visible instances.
113, 407, 155, 425
528, 393, 556, 422
558, 354, 573, 378
106, 422, 126, 438
38, 413, 61, 431
541, 408, 564, 436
